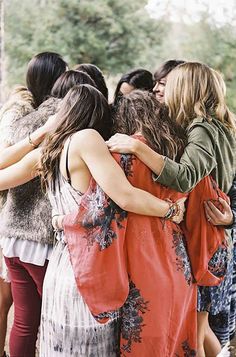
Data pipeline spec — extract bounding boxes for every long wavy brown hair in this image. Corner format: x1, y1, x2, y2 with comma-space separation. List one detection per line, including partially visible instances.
113, 90, 187, 161
165, 62, 236, 133
40, 84, 111, 189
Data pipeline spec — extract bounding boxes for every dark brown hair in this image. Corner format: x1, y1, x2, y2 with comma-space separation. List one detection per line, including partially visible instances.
113, 90, 186, 160
51, 70, 96, 99
40, 84, 111, 189
74, 63, 108, 100
114, 68, 153, 105
26, 52, 67, 107
154, 59, 185, 82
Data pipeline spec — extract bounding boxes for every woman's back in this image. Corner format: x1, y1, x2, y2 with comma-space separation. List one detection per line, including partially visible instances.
62, 143, 197, 356
62, 134, 228, 356
48, 138, 83, 217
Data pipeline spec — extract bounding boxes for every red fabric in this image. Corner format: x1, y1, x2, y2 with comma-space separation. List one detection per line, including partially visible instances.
182, 177, 228, 286
63, 146, 227, 356
4, 257, 48, 357
63, 184, 129, 316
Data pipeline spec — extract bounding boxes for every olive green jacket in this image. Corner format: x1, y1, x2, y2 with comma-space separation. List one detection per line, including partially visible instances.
154, 117, 236, 194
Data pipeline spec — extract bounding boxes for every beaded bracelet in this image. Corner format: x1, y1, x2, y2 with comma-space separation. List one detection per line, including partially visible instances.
164, 202, 180, 220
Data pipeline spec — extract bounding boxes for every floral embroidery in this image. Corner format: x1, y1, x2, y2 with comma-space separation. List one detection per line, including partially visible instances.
79, 184, 127, 250
172, 230, 192, 285
181, 339, 197, 357
120, 154, 135, 177
197, 245, 233, 314
94, 310, 120, 322
75, 154, 136, 251
208, 245, 228, 278
121, 281, 149, 354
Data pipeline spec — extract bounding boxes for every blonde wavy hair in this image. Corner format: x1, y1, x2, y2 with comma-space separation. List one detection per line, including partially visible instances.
165, 62, 236, 133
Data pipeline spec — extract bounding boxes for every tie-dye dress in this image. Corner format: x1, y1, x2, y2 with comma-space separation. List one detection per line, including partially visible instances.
39, 173, 120, 357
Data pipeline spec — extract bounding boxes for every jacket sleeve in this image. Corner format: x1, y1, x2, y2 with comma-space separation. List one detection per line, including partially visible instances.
153, 125, 217, 193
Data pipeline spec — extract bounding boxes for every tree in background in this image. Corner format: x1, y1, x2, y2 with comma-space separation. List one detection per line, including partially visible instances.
4, 0, 236, 111
4, 0, 166, 88
180, 20, 236, 111
148, 0, 236, 111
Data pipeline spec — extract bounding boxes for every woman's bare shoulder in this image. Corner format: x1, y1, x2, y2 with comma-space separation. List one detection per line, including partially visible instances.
71, 129, 106, 149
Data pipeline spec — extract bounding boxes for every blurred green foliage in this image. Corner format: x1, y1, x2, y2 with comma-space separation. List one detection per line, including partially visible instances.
153, 15, 236, 112
5, 0, 166, 86
4, 1, 236, 111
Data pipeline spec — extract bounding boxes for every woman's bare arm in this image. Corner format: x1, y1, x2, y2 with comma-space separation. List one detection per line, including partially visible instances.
0, 149, 40, 190
107, 126, 219, 193
71, 129, 182, 218
0, 127, 46, 169
0, 130, 185, 221
0, 114, 58, 169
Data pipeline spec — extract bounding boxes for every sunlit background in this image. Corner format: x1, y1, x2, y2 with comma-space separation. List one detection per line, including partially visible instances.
147, 0, 236, 25
1, 0, 236, 108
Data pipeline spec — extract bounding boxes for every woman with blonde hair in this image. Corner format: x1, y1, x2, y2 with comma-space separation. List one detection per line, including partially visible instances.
0, 86, 229, 356
107, 62, 236, 356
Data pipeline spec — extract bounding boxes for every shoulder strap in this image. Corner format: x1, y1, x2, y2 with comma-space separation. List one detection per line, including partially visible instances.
65, 136, 72, 184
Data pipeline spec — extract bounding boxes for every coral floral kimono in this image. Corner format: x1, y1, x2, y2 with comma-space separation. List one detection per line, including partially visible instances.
63, 138, 227, 357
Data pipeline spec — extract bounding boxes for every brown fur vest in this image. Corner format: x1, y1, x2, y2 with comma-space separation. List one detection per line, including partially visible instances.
0, 96, 60, 245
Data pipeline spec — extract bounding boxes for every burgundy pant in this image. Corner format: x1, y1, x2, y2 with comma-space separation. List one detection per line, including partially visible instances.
4, 257, 48, 357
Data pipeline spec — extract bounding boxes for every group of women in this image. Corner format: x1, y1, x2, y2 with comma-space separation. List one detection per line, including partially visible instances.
0, 52, 235, 357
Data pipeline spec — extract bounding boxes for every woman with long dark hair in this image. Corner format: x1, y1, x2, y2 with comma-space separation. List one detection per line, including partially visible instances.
52, 89, 228, 356
0, 85, 186, 356
0, 52, 67, 357
0, 55, 107, 357
74, 63, 109, 100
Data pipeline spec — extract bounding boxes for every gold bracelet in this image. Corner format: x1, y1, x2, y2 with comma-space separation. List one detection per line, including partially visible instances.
28, 133, 38, 148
